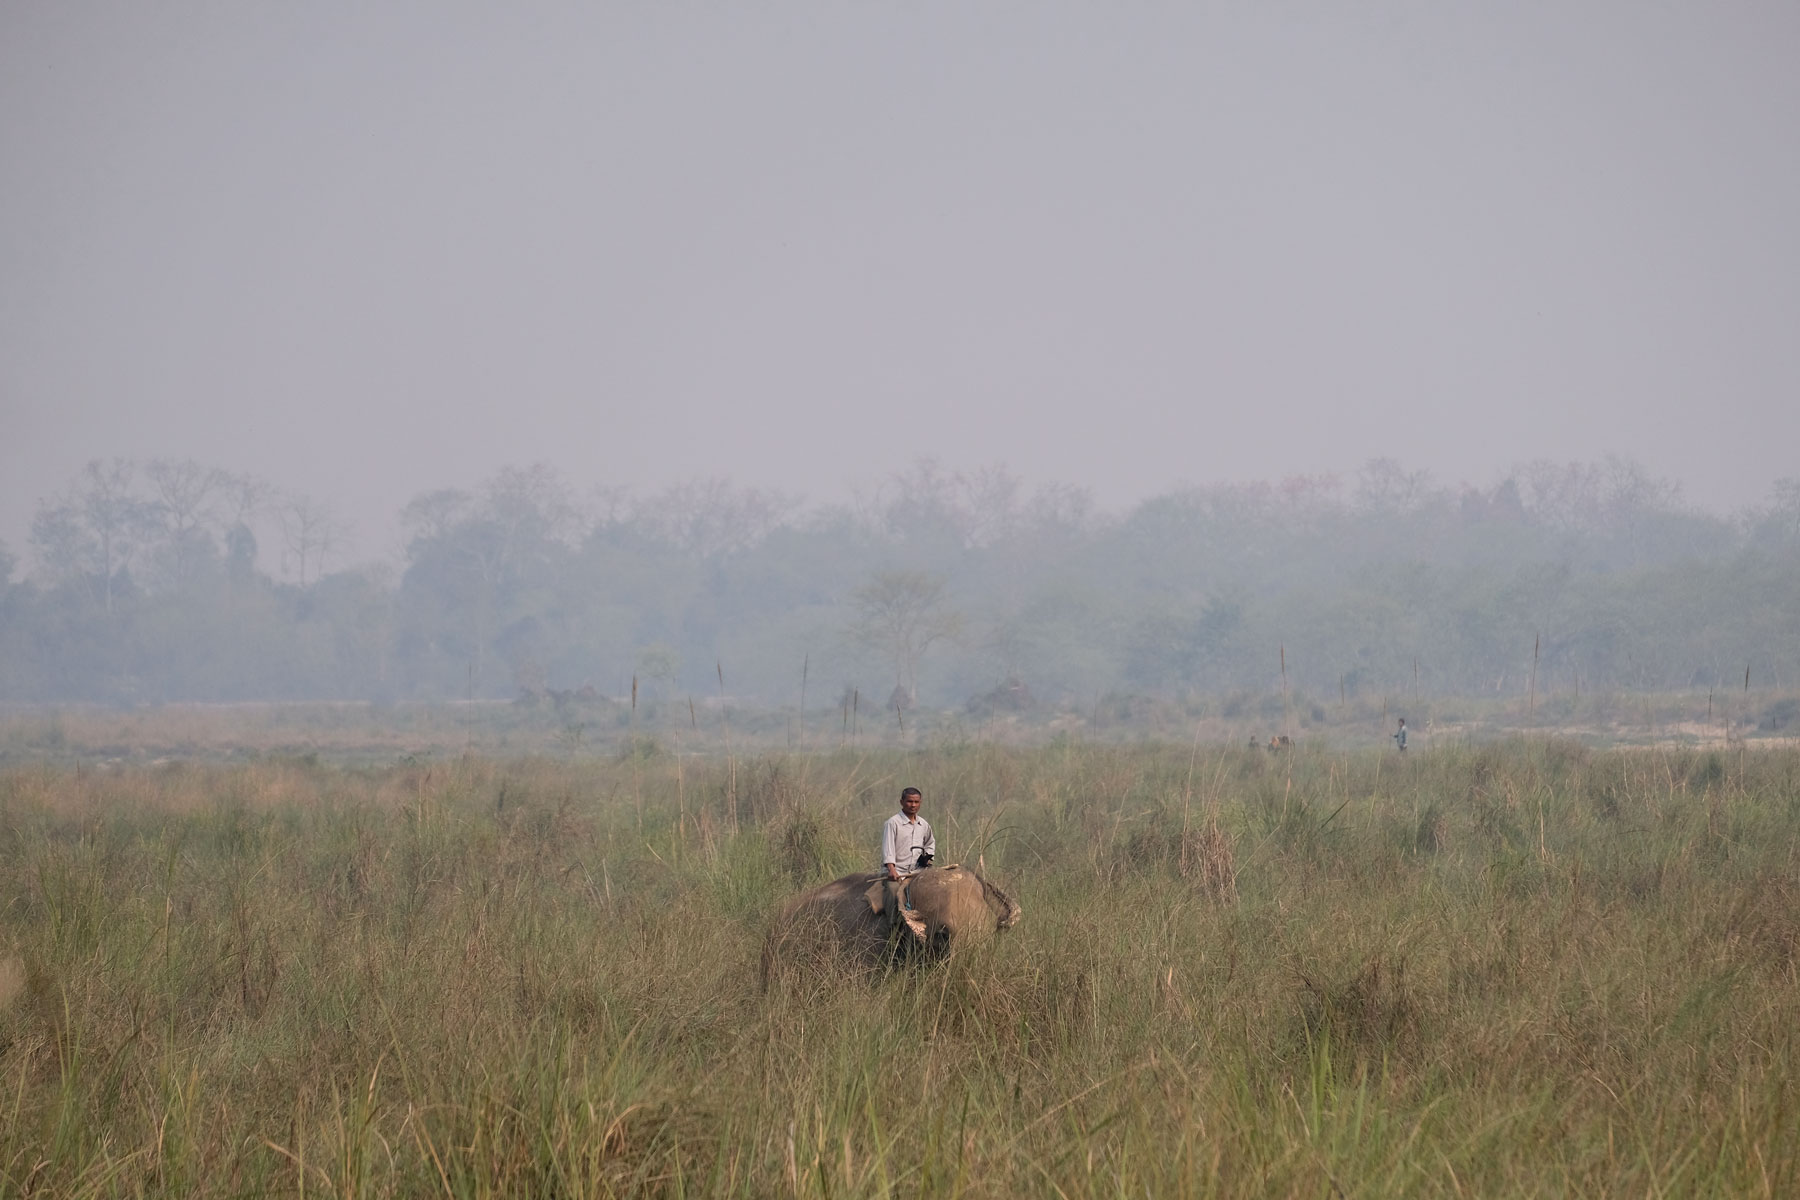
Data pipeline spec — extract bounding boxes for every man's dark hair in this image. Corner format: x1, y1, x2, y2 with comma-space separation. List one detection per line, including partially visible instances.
901, 786, 922, 801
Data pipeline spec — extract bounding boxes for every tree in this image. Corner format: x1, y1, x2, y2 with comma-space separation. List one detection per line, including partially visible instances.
278, 492, 348, 586
400, 488, 475, 547
860, 458, 1027, 550
846, 570, 962, 703
397, 465, 583, 693
1744, 477, 1800, 556
1355, 458, 1436, 515
631, 477, 801, 558
144, 458, 234, 591
29, 459, 155, 612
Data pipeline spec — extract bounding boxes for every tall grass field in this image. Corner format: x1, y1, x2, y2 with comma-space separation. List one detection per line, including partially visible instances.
3, 740, 1798, 1196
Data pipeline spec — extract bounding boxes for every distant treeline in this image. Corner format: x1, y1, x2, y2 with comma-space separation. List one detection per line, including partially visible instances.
2, 456, 1797, 707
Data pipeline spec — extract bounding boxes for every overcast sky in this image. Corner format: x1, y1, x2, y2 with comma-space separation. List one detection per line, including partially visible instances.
4, 1, 1797, 564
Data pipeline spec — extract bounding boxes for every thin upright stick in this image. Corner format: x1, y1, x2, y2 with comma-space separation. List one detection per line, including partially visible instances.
631, 674, 641, 830
718, 662, 735, 828
1529, 635, 1540, 717
1280, 645, 1291, 741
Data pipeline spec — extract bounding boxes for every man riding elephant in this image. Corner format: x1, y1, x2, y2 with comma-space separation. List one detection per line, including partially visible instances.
761, 783, 1022, 984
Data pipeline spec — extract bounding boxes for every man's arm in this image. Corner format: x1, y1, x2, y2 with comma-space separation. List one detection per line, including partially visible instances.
881, 816, 899, 878
923, 823, 937, 861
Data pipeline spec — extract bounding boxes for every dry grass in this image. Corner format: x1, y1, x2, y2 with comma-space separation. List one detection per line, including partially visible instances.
1, 740, 1798, 1196
8, 687, 1800, 766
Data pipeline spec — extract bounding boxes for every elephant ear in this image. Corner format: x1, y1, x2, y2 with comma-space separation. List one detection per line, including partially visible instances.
863, 879, 887, 915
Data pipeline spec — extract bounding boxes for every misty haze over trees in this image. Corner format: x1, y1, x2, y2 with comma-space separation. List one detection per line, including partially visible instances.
3, 456, 1797, 710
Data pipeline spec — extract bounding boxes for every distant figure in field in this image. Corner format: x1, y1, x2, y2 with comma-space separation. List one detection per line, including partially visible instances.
1393, 718, 1408, 753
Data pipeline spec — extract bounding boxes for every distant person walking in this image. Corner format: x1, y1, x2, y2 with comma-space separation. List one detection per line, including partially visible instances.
1393, 718, 1408, 753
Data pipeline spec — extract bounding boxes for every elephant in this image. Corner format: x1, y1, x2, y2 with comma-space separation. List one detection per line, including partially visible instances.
761, 863, 1021, 983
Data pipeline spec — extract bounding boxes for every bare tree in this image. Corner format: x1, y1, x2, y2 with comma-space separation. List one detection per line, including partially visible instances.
633, 477, 801, 558
222, 472, 271, 528
482, 464, 583, 564
144, 458, 233, 591
1773, 478, 1800, 541
397, 465, 581, 691
846, 569, 963, 703
864, 459, 1096, 550
1354, 458, 1436, 514
400, 488, 474, 547
278, 492, 348, 586
29, 459, 154, 612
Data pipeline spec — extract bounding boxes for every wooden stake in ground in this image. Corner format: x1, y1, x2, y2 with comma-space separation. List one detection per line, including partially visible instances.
1529, 634, 1540, 718
717, 662, 736, 828
631, 675, 641, 829
1280, 645, 1291, 741
464, 661, 475, 755
799, 653, 809, 749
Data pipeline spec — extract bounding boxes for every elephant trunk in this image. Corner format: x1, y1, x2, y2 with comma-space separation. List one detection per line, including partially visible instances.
988, 881, 1022, 930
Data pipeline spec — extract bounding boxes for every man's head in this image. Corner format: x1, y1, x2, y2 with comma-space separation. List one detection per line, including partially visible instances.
900, 786, 922, 819
1398, 718, 1406, 728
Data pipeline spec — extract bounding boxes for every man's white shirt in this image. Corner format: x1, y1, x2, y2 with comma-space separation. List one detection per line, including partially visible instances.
882, 811, 936, 875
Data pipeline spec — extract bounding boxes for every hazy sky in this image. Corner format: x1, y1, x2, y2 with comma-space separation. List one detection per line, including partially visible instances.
4, 1, 1797, 563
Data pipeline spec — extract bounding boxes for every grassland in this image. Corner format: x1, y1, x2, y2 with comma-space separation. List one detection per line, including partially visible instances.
3, 682, 1795, 768
3, 738, 1798, 1197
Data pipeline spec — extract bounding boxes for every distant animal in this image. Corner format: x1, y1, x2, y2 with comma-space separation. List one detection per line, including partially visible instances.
760, 863, 1021, 986
1268, 735, 1292, 750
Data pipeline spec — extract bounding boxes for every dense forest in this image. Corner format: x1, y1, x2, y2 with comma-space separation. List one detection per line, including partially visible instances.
2, 456, 1797, 708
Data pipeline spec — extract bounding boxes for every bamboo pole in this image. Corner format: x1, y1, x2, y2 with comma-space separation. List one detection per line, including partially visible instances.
1528, 634, 1540, 718
798, 653, 809, 750
717, 663, 735, 828
1280, 645, 1291, 741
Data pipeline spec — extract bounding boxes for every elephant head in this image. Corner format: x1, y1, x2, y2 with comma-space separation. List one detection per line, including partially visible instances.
903, 864, 1021, 951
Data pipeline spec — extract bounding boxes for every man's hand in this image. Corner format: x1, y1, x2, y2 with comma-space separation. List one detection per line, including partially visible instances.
885, 863, 900, 881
